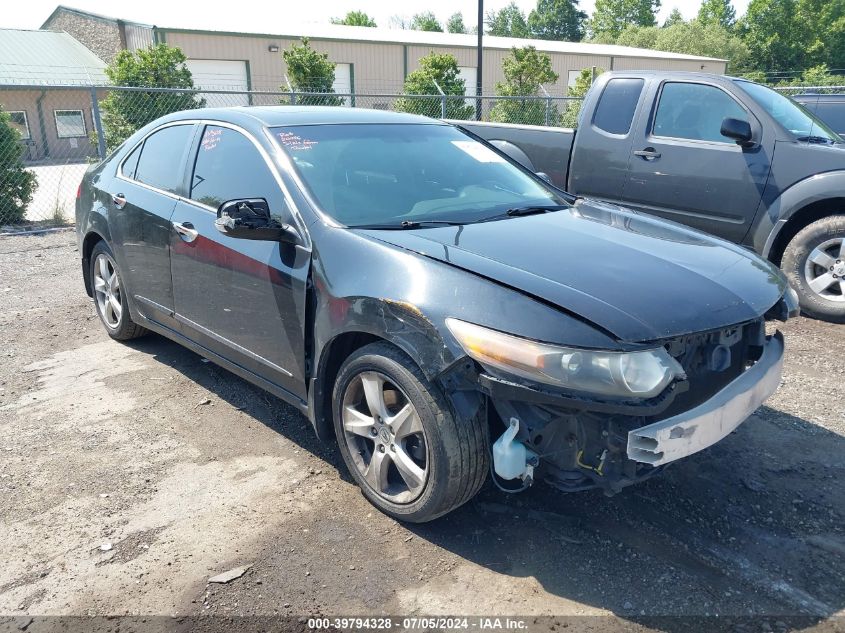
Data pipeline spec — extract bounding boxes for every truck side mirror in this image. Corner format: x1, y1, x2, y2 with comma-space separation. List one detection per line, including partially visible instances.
720, 117, 753, 146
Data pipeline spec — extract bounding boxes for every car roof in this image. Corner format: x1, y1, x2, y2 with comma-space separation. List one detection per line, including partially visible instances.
792, 93, 845, 100
163, 105, 441, 127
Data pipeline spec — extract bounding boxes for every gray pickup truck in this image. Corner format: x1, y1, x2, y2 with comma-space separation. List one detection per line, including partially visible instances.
457, 71, 845, 322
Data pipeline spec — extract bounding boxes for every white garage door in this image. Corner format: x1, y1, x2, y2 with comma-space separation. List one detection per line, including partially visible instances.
333, 63, 352, 106
458, 67, 478, 107
185, 59, 249, 107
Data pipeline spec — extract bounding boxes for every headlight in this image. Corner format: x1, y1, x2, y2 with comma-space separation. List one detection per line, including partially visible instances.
446, 318, 684, 399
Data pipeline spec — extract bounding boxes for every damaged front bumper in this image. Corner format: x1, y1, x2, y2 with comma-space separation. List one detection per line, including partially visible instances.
474, 326, 785, 495
627, 331, 784, 466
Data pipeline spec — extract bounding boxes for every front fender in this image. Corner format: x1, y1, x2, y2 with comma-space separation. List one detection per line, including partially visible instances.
752, 170, 845, 258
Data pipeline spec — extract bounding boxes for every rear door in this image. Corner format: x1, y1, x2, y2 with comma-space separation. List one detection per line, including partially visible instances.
110, 122, 196, 325
169, 123, 311, 400
623, 80, 772, 243
568, 77, 646, 200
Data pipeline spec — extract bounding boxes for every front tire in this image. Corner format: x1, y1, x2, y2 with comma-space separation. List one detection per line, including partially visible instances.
90, 241, 148, 341
332, 342, 488, 523
782, 215, 845, 323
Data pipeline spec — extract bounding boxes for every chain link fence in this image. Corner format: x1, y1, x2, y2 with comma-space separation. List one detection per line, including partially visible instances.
3, 80, 842, 230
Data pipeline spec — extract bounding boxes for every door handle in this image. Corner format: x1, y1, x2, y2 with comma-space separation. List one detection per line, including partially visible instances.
634, 148, 661, 160
112, 193, 126, 209
172, 221, 199, 243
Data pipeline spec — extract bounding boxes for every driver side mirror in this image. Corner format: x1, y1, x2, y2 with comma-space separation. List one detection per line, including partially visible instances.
215, 198, 300, 244
720, 117, 754, 146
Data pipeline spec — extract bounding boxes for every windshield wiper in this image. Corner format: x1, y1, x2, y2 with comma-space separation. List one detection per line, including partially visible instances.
478, 204, 569, 223
350, 220, 469, 230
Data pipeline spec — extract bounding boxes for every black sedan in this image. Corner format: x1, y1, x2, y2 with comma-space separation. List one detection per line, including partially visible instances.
76, 106, 797, 522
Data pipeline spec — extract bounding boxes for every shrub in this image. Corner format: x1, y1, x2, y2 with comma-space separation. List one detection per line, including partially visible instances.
0, 106, 37, 224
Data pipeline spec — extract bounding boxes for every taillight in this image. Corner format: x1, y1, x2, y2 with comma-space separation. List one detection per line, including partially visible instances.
76, 183, 82, 199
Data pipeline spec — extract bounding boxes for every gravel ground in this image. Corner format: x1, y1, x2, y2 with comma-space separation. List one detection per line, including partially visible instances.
1, 231, 844, 632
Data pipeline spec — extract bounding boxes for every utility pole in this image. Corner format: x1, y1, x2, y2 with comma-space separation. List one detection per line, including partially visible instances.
476, 0, 483, 120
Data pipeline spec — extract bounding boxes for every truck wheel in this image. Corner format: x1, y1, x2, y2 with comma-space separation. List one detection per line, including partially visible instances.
782, 215, 845, 323
332, 342, 488, 523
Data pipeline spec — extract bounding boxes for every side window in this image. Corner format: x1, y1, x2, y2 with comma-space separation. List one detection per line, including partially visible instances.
134, 124, 194, 193
190, 125, 286, 214
121, 143, 142, 180
653, 82, 748, 143
815, 103, 845, 134
592, 78, 644, 135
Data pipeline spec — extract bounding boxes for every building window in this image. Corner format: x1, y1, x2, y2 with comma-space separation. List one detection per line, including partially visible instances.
54, 110, 87, 138
8, 111, 30, 140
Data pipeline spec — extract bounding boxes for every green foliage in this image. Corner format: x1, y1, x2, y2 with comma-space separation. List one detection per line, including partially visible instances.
446, 12, 468, 33
697, 0, 736, 28
739, 0, 845, 73
560, 67, 605, 127
410, 12, 444, 32
615, 19, 751, 73
394, 52, 474, 119
486, 2, 531, 37
282, 38, 343, 106
0, 106, 37, 224
528, 0, 588, 41
663, 7, 686, 26
490, 47, 560, 125
331, 11, 377, 27
99, 44, 204, 152
589, 0, 661, 40
777, 64, 845, 93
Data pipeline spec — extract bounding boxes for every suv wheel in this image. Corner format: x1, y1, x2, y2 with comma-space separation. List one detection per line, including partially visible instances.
782, 215, 845, 323
332, 342, 488, 523
90, 241, 148, 340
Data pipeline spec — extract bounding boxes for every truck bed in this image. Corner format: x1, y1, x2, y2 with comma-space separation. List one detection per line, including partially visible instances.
450, 120, 575, 188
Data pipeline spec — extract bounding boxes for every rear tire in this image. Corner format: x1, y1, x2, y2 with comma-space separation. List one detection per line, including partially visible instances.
90, 241, 148, 341
332, 342, 488, 523
782, 215, 845, 323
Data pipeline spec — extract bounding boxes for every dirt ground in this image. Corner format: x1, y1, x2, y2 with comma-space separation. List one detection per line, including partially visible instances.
1, 231, 844, 632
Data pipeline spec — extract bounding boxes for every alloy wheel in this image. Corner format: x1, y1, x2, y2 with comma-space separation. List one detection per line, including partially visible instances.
93, 253, 123, 328
341, 371, 429, 504
804, 238, 845, 302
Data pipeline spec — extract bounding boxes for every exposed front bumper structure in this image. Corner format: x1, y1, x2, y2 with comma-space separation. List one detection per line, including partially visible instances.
627, 331, 785, 466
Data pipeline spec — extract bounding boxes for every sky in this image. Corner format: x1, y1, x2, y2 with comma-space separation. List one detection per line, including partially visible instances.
6, 0, 751, 33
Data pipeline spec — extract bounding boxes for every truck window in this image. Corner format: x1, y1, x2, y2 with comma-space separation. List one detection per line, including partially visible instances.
592, 78, 644, 135
653, 82, 747, 143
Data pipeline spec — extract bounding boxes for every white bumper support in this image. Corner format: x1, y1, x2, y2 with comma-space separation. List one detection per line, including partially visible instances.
627, 332, 785, 466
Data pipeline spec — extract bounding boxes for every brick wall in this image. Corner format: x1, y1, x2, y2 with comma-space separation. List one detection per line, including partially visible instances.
43, 10, 123, 64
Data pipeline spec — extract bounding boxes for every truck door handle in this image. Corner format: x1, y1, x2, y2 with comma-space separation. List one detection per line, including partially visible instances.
112, 193, 126, 209
634, 148, 661, 160
173, 221, 199, 243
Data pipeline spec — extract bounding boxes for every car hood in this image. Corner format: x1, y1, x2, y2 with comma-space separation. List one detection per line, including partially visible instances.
357, 200, 787, 342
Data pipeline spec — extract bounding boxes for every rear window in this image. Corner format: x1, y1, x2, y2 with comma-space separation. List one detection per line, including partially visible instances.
815, 103, 845, 134
592, 78, 644, 135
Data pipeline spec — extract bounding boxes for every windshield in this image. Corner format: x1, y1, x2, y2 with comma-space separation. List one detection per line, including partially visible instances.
738, 80, 843, 144
271, 123, 568, 227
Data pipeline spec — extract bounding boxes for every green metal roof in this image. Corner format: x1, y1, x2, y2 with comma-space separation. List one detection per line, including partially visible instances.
0, 29, 107, 86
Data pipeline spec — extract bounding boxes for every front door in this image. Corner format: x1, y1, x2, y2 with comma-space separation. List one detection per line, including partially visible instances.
108, 123, 196, 324
169, 123, 310, 400
624, 81, 772, 243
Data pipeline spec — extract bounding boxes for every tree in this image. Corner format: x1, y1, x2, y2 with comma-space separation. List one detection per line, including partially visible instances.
446, 12, 468, 33
490, 47, 560, 125
282, 38, 343, 106
0, 106, 37, 224
615, 20, 751, 72
697, 0, 736, 28
739, 0, 845, 73
485, 2, 531, 37
331, 10, 377, 27
561, 67, 605, 127
528, 0, 588, 41
410, 12, 443, 32
394, 52, 474, 119
98, 44, 204, 152
663, 7, 686, 26
589, 0, 661, 40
